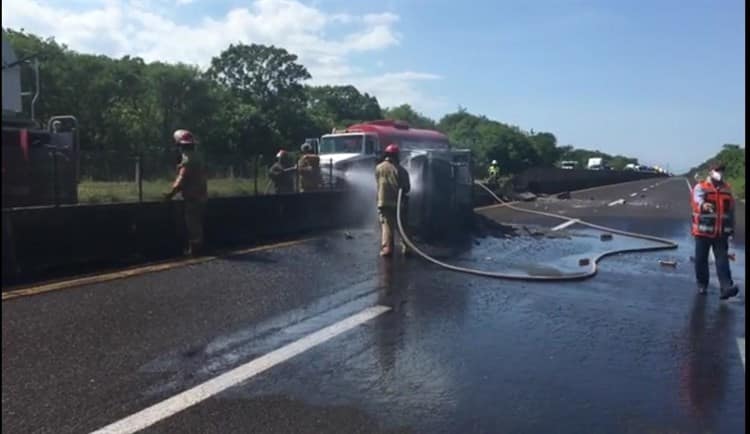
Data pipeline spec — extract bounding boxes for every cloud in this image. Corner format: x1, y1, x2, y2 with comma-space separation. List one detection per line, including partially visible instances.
1, 0, 441, 114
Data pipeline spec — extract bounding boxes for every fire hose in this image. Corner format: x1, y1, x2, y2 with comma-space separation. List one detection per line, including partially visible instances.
395, 182, 679, 281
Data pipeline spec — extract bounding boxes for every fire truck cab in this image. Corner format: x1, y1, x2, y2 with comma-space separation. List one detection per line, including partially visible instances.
319, 120, 451, 182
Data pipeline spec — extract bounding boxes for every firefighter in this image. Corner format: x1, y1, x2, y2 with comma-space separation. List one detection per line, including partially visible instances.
298, 143, 322, 192
375, 144, 411, 257
268, 149, 295, 194
487, 160, 500, 187
691, 162, 738, 299
488, 160, 500, 178
164, 129, 208, 257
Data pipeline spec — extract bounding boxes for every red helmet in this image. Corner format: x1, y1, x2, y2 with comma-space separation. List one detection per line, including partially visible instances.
173, 129, 196, 146
276, 149, 287, 159
384, 143, 400, 154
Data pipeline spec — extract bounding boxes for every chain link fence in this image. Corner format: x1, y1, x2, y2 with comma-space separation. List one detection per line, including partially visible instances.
74, 150, 339, 204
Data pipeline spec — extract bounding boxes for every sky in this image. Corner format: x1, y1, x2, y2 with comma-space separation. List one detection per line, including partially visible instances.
2, 0, 745, 172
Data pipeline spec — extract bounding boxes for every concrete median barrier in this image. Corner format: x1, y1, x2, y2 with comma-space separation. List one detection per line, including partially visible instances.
513, 168, 666, 195
1, 190, 366, 286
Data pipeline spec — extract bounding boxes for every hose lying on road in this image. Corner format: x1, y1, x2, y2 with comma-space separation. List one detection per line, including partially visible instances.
395, 182, 679, 281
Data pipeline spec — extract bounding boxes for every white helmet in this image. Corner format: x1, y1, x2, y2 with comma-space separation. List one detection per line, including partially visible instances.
491, 160, 498, 165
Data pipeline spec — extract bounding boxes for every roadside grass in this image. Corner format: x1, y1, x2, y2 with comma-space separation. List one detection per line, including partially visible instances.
78, 175, 274, 203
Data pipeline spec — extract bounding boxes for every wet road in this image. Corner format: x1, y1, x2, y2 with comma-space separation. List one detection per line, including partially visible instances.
2, 177, 745, 433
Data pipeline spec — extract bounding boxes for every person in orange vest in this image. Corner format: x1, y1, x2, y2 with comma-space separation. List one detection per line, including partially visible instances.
164, 129, 208, 256
691, 162, 738, 299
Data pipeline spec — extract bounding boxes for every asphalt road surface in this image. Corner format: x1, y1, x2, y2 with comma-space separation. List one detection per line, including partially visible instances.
2, 177, 745, 434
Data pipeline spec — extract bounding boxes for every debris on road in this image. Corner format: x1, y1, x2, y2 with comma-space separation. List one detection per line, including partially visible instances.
522, 226, 545, 237
556, 191, 571, 199
516, 192, 537, 202
659, 260, 677, 267
600, 234, 613, 241
344, 232, 354, 240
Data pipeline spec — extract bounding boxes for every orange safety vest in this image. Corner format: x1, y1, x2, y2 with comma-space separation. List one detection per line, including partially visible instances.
691, 180, 734, 238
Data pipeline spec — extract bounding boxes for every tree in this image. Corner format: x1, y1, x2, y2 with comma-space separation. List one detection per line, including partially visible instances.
206, 43, 311, 152
206, 43, 309, 111
382, 104, 436, 129
529, 132, 558, 167
306, 85, 382, 128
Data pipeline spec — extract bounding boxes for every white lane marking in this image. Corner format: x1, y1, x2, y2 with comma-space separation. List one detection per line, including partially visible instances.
608, 199, 625, 207
551, 219, 579, 231
630, 193, 638, 197
642, 188, 648, 192
738, 338, 745, 371
90, 305, 391, 434
685, 178, 692, 191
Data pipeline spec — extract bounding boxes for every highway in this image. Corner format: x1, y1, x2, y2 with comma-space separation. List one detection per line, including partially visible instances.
2, 177, 745, 434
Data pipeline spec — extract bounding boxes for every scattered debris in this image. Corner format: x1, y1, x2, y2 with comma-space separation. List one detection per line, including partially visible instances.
579, 258, 590, 266
516, 192, 538, 202
344, 232, 354, 239
556, 191, 571, 199
659, 260, 677, 267
600, 234, 613, 241
522, 226, 545, 237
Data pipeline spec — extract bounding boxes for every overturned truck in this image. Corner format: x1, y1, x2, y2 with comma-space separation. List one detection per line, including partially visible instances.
318, 120, 473, 238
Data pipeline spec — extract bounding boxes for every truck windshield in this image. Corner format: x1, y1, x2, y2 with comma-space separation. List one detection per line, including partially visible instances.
319, 135, 363, 154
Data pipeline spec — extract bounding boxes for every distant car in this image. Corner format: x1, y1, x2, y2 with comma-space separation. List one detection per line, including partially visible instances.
559, 160, 578, 170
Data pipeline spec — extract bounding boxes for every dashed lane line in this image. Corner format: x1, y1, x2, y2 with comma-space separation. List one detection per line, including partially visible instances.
607, 199, 625, 207
630, 193, 638, 197
551, 219, 579, 231
90, 305, 391, 434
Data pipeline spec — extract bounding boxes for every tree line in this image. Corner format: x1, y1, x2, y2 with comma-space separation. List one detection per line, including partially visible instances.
5, 28, 640, 180
686, 144, 745, 198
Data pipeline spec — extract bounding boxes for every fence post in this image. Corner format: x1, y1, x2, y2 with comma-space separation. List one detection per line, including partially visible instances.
254, 155, 259, 196
135, 154, 143, 203
52, 148, 59, 206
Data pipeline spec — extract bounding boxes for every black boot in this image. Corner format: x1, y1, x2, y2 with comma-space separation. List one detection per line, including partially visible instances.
719, 285, 739, 300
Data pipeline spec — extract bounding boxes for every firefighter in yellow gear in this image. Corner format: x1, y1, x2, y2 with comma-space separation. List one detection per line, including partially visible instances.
164, 129, 208, 256
375, 144, 411, 257
298, 143, 322, 192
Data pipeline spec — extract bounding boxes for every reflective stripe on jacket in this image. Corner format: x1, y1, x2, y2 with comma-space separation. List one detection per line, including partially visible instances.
691, 179, 734, 238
